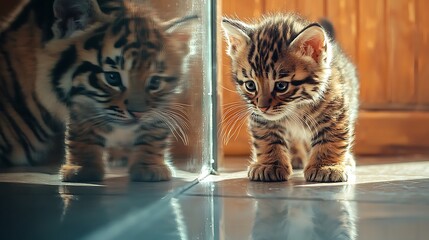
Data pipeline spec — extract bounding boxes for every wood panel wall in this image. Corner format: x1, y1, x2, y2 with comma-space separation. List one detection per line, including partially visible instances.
220, 0, 429, 156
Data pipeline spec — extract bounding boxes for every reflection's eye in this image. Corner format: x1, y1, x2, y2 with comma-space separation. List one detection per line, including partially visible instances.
275, 81, 288, 93
148, 76, 162, 91
104, 72, 122, 86
245, 81, 257, 92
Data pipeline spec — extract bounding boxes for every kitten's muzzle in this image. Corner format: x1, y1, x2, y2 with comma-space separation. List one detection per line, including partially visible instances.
126, 98, 149, 114
128, 110, 145, 119
258, 105, 271, 112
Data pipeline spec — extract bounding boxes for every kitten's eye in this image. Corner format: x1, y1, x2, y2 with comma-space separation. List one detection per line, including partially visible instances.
104, 72, 122, 86
245, 81, 257, 92
148, 76, 162, 91
275, 81, 289, 92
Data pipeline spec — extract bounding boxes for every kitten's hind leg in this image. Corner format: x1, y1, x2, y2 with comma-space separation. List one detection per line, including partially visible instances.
290, 139, 309, 169
106, 147, 129, 167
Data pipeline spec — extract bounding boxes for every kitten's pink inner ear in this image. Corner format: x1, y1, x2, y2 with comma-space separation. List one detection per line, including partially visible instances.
176, 33, 190, 42
293, 27, 326, 63
301, 36, 324, 63
228, 35, 242, 54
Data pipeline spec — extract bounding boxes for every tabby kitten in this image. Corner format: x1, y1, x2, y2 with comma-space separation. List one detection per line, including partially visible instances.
222, 13, 359, 182
0, 0, 195, 182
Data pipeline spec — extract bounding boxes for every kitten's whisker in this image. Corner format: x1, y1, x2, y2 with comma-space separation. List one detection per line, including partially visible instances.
221, 106, 247, 120
226, 111, 248, 143
222, 101, 247, 107
234, 111, 250, 141
222, 103, 246, 110
220, 85, 238, 93
221, 109, 250, 145
220, 105, 248, 123
220, 110, 244, 134
219, 105, 248, 126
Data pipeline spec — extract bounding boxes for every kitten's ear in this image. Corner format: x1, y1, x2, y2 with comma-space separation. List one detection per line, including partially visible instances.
163, 15, 199, 55
221, 18, 251, 57
53, 0, 103, 38
289, 24, 330, 64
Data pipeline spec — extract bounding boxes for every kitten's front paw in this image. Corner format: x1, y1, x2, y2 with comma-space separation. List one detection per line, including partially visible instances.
60, 164, 104, 182
248, 162, 292, 182
129, 164, 172, 182
304, 165, 348, 182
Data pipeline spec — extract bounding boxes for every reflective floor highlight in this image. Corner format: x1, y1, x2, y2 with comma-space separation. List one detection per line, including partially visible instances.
1, 158, 429, 240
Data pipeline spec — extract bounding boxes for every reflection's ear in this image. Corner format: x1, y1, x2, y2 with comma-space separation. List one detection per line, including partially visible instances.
221, 17, 252, 58
163, 15, 199, 55
52, 0, 103, 38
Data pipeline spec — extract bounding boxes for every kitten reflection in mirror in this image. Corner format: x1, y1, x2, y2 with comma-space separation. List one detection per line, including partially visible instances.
221, 13, 359, 182
248, 184, 357, 240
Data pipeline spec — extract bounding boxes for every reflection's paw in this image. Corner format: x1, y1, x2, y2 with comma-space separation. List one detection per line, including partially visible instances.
60, 164, 104, 182
304, 164, 348, 182
129, 164, 172, 182
248, 162, 291, 182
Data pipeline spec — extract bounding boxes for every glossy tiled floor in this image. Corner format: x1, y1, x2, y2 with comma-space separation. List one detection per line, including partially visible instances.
1, 158, 429, 240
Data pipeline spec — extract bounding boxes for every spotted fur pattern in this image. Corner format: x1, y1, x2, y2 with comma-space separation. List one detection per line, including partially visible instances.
222, 13, 359, 182
0, 0, 195, 182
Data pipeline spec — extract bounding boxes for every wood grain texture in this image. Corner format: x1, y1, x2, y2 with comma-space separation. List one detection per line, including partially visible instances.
358, 0, 389, 106
386, 0, 417, 105
264, 0, 298, 13
222, 0, 263, 18
295, 0, 325, 21
416, 0, 429, 105
264, 0, 324, 21
326, 0, 358, 62
355, 111, 429, 155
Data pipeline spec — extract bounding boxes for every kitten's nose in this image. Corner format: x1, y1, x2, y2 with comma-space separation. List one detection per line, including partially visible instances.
129, 110, 144, 119
258, 105, 271, 112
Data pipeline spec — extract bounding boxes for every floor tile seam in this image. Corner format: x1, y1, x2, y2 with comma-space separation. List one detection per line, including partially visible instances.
181, 193, 429, 205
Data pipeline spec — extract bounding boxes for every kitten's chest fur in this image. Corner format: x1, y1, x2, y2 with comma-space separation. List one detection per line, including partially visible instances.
279, 117, 312, 141
99, 125, 141, 148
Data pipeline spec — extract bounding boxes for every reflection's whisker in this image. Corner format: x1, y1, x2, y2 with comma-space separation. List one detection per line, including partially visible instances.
154, 110, 189, 145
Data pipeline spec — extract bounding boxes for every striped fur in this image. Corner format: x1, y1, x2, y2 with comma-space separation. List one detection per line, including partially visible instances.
222, 13, 359, 182
0, 0, 195, 182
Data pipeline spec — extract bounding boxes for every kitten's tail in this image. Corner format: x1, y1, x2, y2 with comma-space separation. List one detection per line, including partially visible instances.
318, 18, 335, 40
